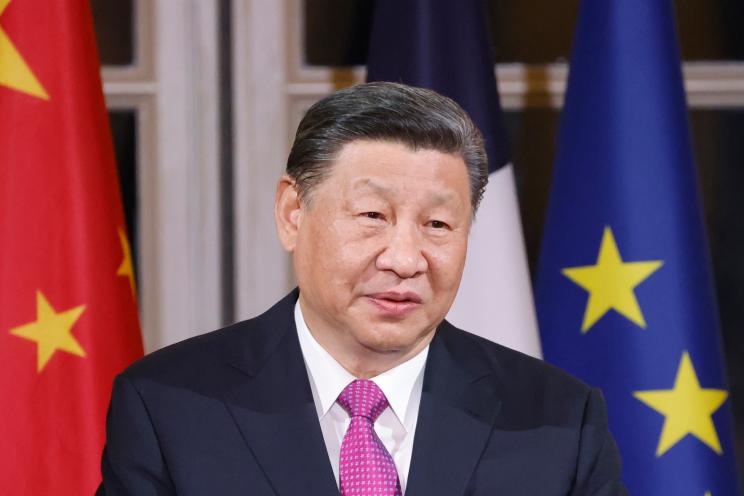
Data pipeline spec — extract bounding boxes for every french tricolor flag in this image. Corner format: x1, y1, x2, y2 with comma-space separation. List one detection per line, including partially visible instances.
366, 0, 541, 357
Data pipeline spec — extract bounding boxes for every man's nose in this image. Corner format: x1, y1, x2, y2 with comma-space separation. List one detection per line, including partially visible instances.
376, 224, 428, 278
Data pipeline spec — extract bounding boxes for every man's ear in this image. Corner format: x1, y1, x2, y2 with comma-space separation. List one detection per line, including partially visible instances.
274, 175, 302, 252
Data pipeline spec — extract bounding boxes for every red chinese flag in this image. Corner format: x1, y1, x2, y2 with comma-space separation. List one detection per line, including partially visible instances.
0, 0, 144, 493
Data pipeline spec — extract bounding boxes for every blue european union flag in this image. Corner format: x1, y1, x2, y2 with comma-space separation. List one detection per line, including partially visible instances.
535, 1, 741, 494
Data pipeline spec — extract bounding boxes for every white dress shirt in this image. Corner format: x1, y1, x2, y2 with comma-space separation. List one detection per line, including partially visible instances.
294, 301, 428, 494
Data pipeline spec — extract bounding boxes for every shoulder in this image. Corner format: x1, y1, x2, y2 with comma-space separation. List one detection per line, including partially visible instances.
439, 320, 590, 393
438, 323, 625, 492
120, 290, 299, 385
438, 321, 595, 424
121, 320, 249, 381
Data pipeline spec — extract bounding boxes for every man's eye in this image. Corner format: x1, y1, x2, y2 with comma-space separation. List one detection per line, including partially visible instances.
429, 220, 449, 229
364, 212, 383, 220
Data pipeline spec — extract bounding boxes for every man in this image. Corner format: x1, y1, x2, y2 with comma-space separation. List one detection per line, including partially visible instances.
99, 82, 625, 495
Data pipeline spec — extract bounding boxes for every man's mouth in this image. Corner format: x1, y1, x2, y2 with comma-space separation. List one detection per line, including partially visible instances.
366, 291, 422, 317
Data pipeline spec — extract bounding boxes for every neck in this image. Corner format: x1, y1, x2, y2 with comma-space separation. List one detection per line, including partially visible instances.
336, 337, 432, 378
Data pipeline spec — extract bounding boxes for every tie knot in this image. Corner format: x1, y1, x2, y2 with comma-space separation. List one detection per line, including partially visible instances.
337, 379, 389, 421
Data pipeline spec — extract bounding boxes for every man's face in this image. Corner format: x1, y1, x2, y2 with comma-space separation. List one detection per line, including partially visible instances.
280, 140, 472, 364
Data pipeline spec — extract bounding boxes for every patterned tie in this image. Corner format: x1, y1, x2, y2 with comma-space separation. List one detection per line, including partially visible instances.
337, 379, 402, 496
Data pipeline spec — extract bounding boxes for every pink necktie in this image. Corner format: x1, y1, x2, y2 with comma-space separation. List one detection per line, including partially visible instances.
337, 379, 402, 496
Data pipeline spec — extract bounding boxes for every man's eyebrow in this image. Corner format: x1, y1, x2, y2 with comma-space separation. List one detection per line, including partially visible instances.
427, 191, 455, 207
351, 178, 457, 206
351, 178, 396, 197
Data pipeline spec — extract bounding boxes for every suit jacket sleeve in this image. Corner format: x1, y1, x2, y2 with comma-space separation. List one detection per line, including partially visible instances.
97, 375, 175, 495
570, 387, 627, 496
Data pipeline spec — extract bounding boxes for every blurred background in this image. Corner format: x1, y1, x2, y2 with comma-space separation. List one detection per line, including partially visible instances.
91, 0, 743, 479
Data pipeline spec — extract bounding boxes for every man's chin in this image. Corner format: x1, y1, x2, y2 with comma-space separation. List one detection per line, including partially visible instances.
353, 324, 434, 356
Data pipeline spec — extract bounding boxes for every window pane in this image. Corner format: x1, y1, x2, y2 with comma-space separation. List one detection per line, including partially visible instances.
302, 0, 744, 65
690, 112, 744, 464
304, 0, 374, 66
91, 0, 134, 66
108, 110, 138, 284
503, 109, 560, 271
488, 0, 744, 63
677, 0, 744, 60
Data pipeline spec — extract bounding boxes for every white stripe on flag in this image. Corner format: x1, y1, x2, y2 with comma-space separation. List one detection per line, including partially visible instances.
446, 164, 542, 358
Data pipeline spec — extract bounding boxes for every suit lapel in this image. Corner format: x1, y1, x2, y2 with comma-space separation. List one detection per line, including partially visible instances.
220, 290, 339, 496
214, 293, 500, 496
225, 402, 338, 495
406, 322, 502, 496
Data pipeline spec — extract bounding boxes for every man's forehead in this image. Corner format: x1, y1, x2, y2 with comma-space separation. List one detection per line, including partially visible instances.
332, 140, 464, 169
350, 177, 456, 206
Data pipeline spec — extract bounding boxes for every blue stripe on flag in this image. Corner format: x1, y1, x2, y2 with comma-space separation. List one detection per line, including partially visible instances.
366, 0, 510, 172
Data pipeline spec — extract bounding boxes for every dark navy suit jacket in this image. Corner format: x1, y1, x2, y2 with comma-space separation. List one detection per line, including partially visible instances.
99, 290, 626, 495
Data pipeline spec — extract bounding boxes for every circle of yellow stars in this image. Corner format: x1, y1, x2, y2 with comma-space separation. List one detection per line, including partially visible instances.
561, 225, 730, 467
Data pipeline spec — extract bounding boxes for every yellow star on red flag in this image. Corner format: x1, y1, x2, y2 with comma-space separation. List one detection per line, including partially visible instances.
562, 226, 663, 332
9, 290, 86, 372
117, 227, 137, 298
0, 0, 49, 99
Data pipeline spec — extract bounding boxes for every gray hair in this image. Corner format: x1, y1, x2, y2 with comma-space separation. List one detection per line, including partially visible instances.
286, 82, 489, 213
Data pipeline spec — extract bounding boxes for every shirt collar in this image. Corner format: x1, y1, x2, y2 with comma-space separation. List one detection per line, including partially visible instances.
371, 342, 428, 430
294, 300, 428, 431
295, 301, 355, 417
